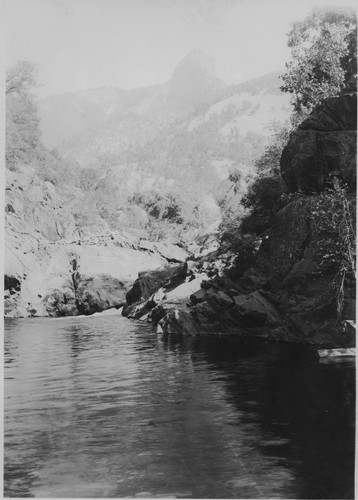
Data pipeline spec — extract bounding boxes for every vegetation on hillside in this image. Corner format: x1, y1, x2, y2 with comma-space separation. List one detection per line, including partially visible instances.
233, 8, 357, 239
6, 61, 41, 168
5, 60, 272, 244
224, 7, 356, 318
281, 8, 357, 114
6, 6, 356, 269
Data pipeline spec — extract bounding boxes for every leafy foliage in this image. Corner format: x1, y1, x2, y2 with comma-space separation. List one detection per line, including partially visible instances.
36, 148, 81, 188
130, 192, 183, 224
239, 124, 290, 235
308, 180, 356, 314
282, 179, 355, 320
225, 235, 261, 280
240, 176, 285, 235
281, 8, 357, 112
6, 60, 39, 97
6, 61, 41, 169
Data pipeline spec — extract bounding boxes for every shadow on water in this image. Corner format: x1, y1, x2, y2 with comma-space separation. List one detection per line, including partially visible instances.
159, 335, 355, 499
4, 318, 355, 499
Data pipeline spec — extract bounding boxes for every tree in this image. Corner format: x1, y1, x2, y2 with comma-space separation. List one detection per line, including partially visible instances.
255, 122, 290, 176
6, 61, 38, 96
239, 123, 290, 235
280, 8, 357, 113
6, 61, 41, 168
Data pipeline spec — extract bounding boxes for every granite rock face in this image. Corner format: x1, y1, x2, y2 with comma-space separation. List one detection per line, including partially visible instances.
125, 265, 181, 307
281, 93, 357, 193
4, 167, 178, 318
5, 238, 168, 318
123, 94, 356, 348
44, 274, 128, 317
123, 237, 354, 346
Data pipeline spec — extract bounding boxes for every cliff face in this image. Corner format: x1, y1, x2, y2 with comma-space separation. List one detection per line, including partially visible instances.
281, 93, 357, 193
123, 93, 356, 348
263, 93, 356, 344
4, 166, 188, 318
6, 92, 356, 344
167, 49, 223, 111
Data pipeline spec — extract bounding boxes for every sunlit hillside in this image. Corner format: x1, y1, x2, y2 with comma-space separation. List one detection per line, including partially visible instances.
36, 53, 291, 241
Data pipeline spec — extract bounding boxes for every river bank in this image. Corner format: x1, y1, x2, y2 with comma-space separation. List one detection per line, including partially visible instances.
121, 246, 355, 348
4, 165, 191, 318
121, 93, 356, 348
4, 94, 356, 349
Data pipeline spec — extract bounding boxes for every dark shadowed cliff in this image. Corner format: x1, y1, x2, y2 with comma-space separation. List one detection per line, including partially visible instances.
123, 93, 356, 348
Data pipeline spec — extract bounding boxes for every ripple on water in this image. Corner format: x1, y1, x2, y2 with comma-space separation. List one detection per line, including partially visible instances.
4, 316, 355, 498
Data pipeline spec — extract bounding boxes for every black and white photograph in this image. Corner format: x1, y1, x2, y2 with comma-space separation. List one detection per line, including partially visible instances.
3, 0, 356, 497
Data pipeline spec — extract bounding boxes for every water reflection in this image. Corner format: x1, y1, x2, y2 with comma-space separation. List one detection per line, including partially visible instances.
4, 318, 355, 498
164, 335, 355, 499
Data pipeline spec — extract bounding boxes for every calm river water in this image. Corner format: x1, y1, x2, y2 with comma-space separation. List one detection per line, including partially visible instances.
4, 315, 355, 498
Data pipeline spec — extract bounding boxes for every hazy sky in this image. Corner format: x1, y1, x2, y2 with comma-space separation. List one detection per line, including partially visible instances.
5, 0, 356, 98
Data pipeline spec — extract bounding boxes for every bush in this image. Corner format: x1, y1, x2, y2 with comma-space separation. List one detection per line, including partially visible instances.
240, 176, 285, 235
36, 148, 81, 188
308, 182, 356, 280
237, 123, 290, 236
225, 235, 261, 280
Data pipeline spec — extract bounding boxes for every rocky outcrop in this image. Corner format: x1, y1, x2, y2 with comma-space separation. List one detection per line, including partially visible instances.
123, 94, 356, 348
138, 240, 189, 263
5, 92, 356, 340
122, 254, 232, 318
44, 274, 128, 317
124, 239, 354, 346
125, 265, 181, 307
123, 251, 283, 337
281, 93, 357, 193
5, 238, 169, 317
5, 166, 79, 243
168, 49, 223, 111
4, 166, 188, 318
123, 254, 293, 341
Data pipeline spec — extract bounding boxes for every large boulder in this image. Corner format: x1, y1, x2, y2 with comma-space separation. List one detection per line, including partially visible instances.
281, 93, 357, 193
43, 274, 128, 317
157, 309, 200, 336
75, 274, 128, 315
125, 265, 180, 306
123, 268, 205, 321
5, 166, 175, 318
44, 283, 78, 317
5, 235, 168, 318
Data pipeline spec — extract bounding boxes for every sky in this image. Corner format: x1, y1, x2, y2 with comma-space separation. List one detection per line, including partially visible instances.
4, 0, 357, 98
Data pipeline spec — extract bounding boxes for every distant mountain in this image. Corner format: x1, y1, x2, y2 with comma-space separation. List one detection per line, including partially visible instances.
38, 85, 160, 149
182, 72, 290, 137
37, 52, 291, 216
167, 49, 225, 110
38, 50, 225, 151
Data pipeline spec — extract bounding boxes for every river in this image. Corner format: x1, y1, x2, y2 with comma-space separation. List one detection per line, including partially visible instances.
4, 315, 355, 498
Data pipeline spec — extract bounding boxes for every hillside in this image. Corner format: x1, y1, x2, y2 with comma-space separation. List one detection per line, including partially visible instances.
38, 85, 161, 149
4, 164, 191, 318
39, 62, 290, 171
37, 52, 291, 239
5, 52, 292, 319
122, 92, 357, 349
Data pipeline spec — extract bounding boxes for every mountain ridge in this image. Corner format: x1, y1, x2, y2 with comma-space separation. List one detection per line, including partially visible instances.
38, 50, 289, 158
35, 52, 291, 247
